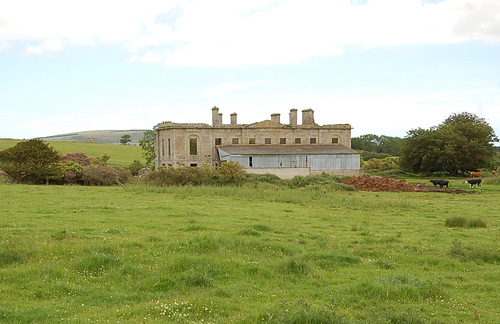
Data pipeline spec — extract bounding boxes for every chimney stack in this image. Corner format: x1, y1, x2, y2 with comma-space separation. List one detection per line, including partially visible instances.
212, 107, 222, 126
271, 113, 281, 124
302, 108, 315, 125
289, 108, 297, 127
230, 112, 237, 126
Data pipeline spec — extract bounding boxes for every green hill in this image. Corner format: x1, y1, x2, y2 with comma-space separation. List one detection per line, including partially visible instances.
39, 130, 147, 145
0, 139, 145, 167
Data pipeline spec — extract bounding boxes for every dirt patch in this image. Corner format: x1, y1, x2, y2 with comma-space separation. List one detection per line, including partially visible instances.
340, 176, 470, 193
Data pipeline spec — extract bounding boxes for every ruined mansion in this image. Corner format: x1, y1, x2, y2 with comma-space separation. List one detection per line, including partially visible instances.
154, 107, 361, 179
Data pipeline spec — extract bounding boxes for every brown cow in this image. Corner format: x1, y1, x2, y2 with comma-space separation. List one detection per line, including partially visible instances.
471, 171, 481, 178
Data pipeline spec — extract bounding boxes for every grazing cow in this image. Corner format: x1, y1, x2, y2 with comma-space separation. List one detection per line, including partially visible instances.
429, 179, 449, 188
465, 179, 482, 188
492, 170, 497, 176
471, 171, 481, 178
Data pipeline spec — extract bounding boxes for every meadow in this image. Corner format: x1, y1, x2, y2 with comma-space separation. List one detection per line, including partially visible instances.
0, 139, 144, 167
0, 179, 499, 323
0, 140, 499, 322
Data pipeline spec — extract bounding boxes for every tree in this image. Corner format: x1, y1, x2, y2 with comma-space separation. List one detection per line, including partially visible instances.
120, 134, 131, 145
0, 139, 64, 184
139, 121, 170, 167
351, 134, 402, 157
400, 112, 498, 175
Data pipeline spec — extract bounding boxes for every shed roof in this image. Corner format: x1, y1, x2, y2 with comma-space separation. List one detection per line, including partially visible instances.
217, 144, 358, 155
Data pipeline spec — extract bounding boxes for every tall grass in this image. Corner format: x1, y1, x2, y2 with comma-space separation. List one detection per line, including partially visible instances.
445, 216, 487, 228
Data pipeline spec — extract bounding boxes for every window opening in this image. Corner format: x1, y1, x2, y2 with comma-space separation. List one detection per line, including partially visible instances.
190, 138, 198, 155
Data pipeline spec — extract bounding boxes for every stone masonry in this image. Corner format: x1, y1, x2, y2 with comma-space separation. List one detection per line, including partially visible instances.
155, 107, 353, 168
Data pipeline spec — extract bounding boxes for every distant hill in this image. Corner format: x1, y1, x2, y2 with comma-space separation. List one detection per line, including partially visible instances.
40, 130, 147, 145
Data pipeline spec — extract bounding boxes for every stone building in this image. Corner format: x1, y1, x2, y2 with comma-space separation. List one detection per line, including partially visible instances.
154, 107, 361, 178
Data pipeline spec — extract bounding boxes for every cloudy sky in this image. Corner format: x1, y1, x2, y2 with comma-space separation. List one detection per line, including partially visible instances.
1, 0, 499, 141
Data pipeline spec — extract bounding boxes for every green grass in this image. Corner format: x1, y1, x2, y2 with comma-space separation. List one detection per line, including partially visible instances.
0, 182, 498, 323
0, 139, 144, 166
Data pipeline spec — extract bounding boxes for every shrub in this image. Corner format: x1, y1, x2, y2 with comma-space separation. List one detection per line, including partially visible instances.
363, 156, 400, 171
169, 166, 205, 185
128, 160, 145, 176
143, 166, 209, 186
0, 139, 64, 184
81, 165, 132, 186
143, 167, 170, 186
61, 153, 93, 166
217, 161, 245, 184
62, 160, 83, 184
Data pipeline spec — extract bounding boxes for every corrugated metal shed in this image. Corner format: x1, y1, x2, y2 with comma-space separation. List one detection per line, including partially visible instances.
217, 145, 360, 171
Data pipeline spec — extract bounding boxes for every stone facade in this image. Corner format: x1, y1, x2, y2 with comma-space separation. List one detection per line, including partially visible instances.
155, 107, 354, 168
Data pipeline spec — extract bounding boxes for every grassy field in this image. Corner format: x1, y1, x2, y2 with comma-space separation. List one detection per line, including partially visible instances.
0, 180, 498, 323
0, 139, 144, 167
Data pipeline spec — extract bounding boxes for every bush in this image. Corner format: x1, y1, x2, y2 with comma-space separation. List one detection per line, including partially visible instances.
363, 156, 400, 171
0, 139, 64, 184
63, 161, 83, 184
128, 160, 145, 176
143, 166, 206, 186
81, 165, 132, 186
61, 153, 93, 166
217, 161, 245, 184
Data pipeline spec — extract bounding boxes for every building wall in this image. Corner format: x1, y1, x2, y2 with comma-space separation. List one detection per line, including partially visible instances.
155, 108, 353, 168
218, 152, 361, 170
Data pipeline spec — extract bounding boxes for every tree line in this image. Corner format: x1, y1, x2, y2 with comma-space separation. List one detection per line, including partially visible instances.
350, 112, 498, 175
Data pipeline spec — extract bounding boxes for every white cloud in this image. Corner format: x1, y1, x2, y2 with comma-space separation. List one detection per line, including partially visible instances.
1, 0, 499, 66
24, 38, 64, 55
201, 80, 269, 97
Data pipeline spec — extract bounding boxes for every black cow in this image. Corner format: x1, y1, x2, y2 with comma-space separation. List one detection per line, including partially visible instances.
429, 179, 449, 188
465, 179, 482, 188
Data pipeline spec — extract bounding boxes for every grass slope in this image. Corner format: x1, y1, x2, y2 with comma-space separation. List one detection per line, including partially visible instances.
39, 130, 147, 145
0, 182, 498, 323
0, 139, 144, 167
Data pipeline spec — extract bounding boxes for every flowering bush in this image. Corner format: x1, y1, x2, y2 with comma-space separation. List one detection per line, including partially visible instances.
61, 153, 93, 166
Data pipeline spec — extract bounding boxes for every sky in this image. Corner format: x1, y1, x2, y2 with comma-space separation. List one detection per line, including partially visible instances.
1, 0, 499, 142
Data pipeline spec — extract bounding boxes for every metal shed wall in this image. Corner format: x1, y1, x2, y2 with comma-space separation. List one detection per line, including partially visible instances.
218, 149, 360, 171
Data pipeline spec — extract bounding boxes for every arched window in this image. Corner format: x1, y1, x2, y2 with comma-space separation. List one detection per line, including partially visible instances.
189, 138, 198, 155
